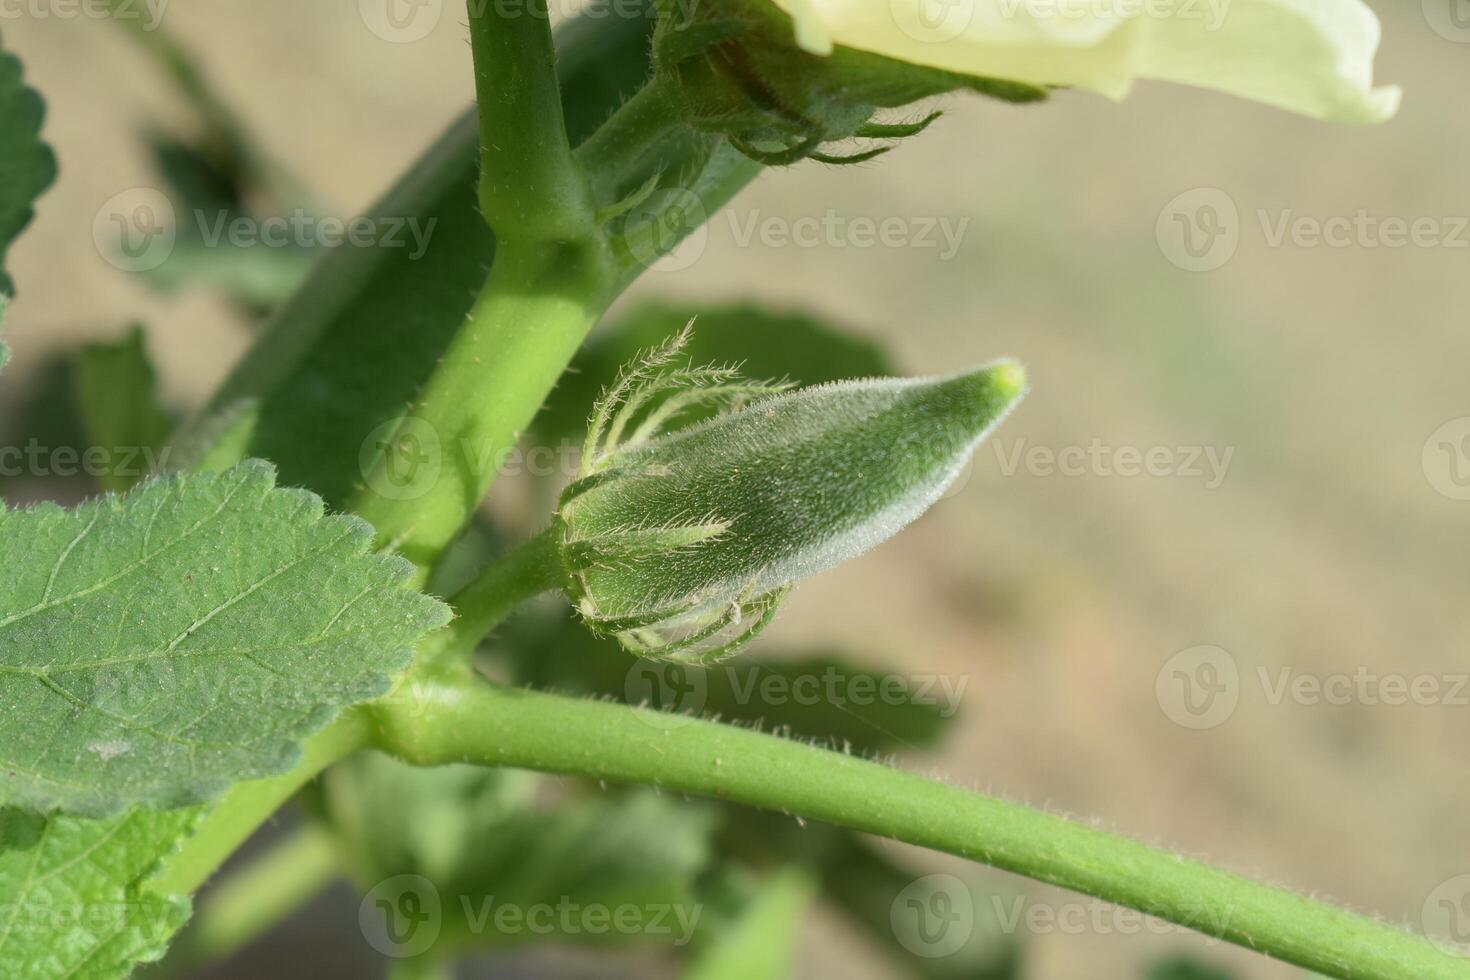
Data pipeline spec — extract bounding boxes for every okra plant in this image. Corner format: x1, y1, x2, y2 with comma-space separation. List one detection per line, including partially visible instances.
0, 1, 1443, 978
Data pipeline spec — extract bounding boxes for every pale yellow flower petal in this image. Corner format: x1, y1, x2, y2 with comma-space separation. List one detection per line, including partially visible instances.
767, 0, 1400, 122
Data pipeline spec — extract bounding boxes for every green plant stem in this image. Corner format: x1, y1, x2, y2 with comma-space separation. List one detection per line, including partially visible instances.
148, 712, 369, 898
417, 528, 564, 672
351, 243, 609, 573
374, 676, 1470, 980
178, 824, 339, 967
467, 0, 596, 241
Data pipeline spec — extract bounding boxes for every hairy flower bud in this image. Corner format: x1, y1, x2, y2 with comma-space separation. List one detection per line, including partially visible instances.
553, 331, 1026, 661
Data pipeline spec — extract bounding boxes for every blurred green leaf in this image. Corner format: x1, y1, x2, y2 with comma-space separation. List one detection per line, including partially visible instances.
326, 754, 717, 952
138, 239, 314, 310
0, 30, 57, 297
720, 811, 1019, 980
682, 869, 814, 980
102, 4, 305, 211
1146, 956, 1239, 980
70, 327, 173, 493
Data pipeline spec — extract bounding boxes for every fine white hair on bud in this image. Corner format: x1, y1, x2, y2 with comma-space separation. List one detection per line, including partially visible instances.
554, 328, 1027, 663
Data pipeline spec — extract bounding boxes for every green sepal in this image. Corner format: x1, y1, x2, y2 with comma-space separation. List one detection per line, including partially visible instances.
652, 0, 1045, 165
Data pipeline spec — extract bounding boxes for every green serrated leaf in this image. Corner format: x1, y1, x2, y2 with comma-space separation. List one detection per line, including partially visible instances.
0, 30, 57, 297
0, 461, 449, 816
70, 327, 174, 494
682, 869, 813, 980
0, 806, 199, 979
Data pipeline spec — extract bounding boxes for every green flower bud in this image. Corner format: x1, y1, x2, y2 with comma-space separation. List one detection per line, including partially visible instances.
553, 330, 1026, 662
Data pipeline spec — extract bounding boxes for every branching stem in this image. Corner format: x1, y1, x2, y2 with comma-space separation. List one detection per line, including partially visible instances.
373, 675, 1470, 980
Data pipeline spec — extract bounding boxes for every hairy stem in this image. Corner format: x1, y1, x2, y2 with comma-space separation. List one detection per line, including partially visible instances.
467, 0, 597, 242
350, 243, 608, 573
575, 77, 686, 203
373, 676, 1469, 980
417, 528, 564, 673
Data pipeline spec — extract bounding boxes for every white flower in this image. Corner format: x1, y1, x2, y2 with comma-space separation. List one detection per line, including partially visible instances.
769, 0, 1400, 123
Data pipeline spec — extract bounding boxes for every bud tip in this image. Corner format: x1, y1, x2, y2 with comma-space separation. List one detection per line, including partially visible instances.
989, 360, 1027, 401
